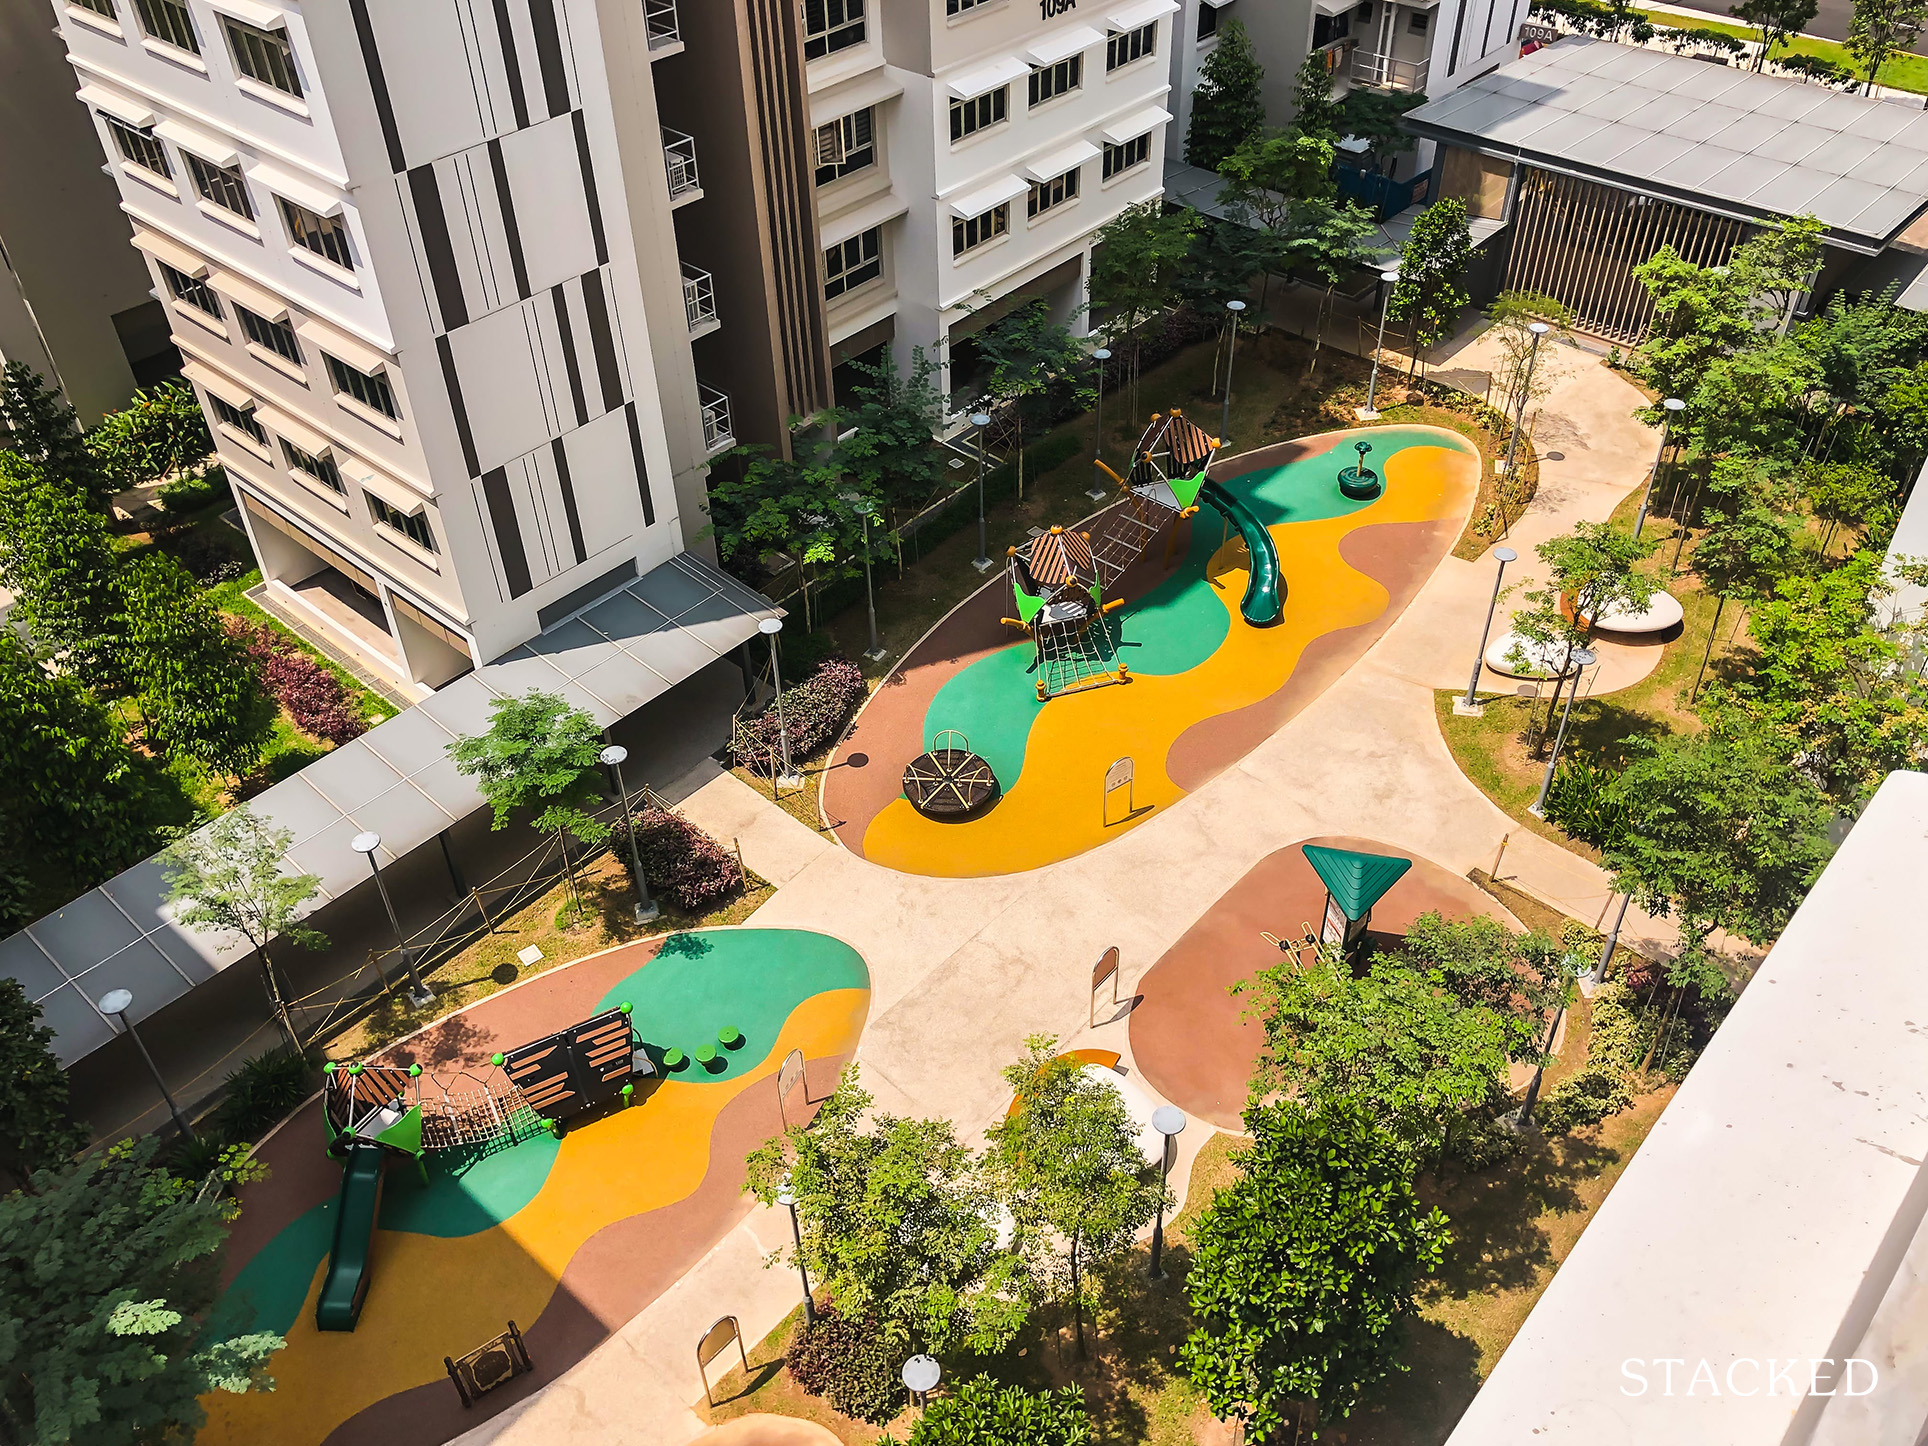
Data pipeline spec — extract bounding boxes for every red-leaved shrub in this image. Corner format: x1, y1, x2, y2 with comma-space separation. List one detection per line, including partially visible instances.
731, 656, 865, 773
225, 618, 370, 744
614, 805, 745, 914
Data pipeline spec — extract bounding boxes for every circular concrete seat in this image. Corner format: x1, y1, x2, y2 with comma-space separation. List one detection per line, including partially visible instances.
1586, 591, 1684, 635
1485, 631, 1585, 679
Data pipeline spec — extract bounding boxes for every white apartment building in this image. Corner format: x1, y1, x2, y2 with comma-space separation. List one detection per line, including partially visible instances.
806, 0, 1175, 405
49, 0, 729, 695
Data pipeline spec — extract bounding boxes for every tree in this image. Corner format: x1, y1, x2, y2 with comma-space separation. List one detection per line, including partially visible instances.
119, 553, 274, 775
1847, 0, 1928, 90
1396, 911, 1569, 1064
0, 361, 101, 505
1388, 198, 1472, 379
705, 430, 858, 630
902, 1376, 1089, 1446
1690, 457, 1802, 699
163, 807, 326, 1055
1801, 460, 1893, 558
835, 346, 947, 511
1736, 0, 1818, 66
0, 454, 123, 673
1336, 87, 1425, 175
0, 978, 89, 1192
1486, 290, 1574, 444
1280, 201, 1385, 376
1219, 128, 1337, 218
1288, 50, 1342, 142
1089, 203, 1201, 423
1186, 18, 1265, 171
971, 299, 1091, 501
84, 381, 213, 496
745, 1067, 1023, 1356
0, 1136, 282, 1443
983, 1036, 1163, 1358
448, 689, 611, 906
1181, 1097, 1449, 1439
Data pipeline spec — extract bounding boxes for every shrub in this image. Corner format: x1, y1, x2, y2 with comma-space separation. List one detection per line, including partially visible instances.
217, 1048, 315, 1139
1536, 1065, 1631, 1135
165, 525, 248, 585
162, 1130, 232, 1185
905, 1376, 1089, 1446
1544, 757, 1627, 848
731, 656, 866, 772
85, 380, 213, 493
784, 1302, 900, 1423
616, 805, 745, 913
1446, 1111, 1523, 1172
157, 467, 231, 516
226, 618, 370, 744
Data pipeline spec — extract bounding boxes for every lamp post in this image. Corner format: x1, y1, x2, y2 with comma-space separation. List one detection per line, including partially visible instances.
1457, 546, 1517, 715
1360, 266, 1401, 419
1633, 397, 1686, 539
1527, 646, 1596, 819
1514, 966, 1573, 1129
1148, 1104, 1187, 1280
759, 617, 803, 791
353, 831, 435, 1006
970, 411, 995, 573
99, 988, 194, 1141
600, 744, 658, 923
775, 1177, 817, 1325
902, 1354, 941, 1413
1591, 893, 1633, 984
1087, 348, 1113, 501
1500, 322, 1550, 480
1219, 300, 1247, 445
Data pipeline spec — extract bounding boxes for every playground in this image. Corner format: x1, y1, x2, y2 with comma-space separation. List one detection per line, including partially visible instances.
199, 928, 870, 1446
822, 422, 1480, 877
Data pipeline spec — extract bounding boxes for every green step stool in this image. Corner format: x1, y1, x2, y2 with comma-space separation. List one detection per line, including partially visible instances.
719, 1026, 744, 1049
662, 1047, 688, 1071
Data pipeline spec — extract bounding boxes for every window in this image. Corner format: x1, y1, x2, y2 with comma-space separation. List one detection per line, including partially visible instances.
210, 394, 267, 445
1028, 54, 1081, 106
1311, 10, 1350, 46
187, 154, 253, 219
158, 261, 222, 318
952, 203, 1008, 256
237, 305, 301, 364
950, 85, 1008, 143
1028, 165, 1080, 217
223, 16, 302, 95
367, 493, 435, 551
71, 0, 118, 18
801, 0, 864, 59
1197, 2, 1221, 40
824, 227, 881, 300
1408, 9, 1428, 30
105, 118, 172, 179
1106, 21, 1155, 69
813, 107, 876, 186
280, 198, 353, 270
945, 0, 991, 13
283, 439, 343, 494
1102, 132, 1150, 179
133, 0, 198, 51
327, 354, 398, 419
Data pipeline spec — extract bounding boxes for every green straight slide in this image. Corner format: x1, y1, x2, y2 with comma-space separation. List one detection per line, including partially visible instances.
1199, 479, 1283, 626
316, 1143, 386, 1332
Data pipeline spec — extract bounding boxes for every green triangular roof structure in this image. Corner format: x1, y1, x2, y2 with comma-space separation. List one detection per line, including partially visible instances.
1303, 845, 1413, 921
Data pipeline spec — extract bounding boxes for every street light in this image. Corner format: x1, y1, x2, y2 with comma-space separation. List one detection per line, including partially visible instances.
1457, 546, 1517, 715
902, 1354, 941, 1413
776, 1177, 818, 1325
1087, 348, 1113, 501
1514, 963, 1574, 1128
1219, 300, 1247, 445
759, 617, 803, 791
1500, 322, 1551, 480
353, 831, 435, 1007
1360, 267, 1401, 419
1527, 646, 1596, 819
1633, 398, 1686, 540
1148, 1104, 1187, 1280
600, 744, 658, 924
854, 496, 888, 662
970, 411, 995, 573
1590, 893, 1633, 984
99, 988, 194, 1141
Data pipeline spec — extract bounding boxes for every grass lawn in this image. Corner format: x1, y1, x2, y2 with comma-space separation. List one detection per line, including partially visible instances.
1633, 5, 1928, 92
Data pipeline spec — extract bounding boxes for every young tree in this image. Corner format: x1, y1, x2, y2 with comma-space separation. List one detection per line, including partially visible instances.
1279, 201, 1386, 376
984, 1035, 1163, 1358
1515, 520, 1659, 741
84, 380, 214, 495
0, 454, 123, 672
971, 299, 1091, 501
0, 978, 90, 1191
1801, 460, 1894, 558
1847, 0, 1928, 90
163, 807, 327, 1054
835, 346, 947, 511
119, 553, 274, 775
0, 361, 101, 504
448, 689, 611, 905
1388, 198, 1472, 380
1288, 49, 1342, 141
1486, 290, 1574, 446
1690, 457, 1801, 698
1736, 0, 1818, 67
1181, 1097, 1449, 1439
1089, 203, 1202, 423
0, 1136, 283, 1442
903, 1376, 1089, 1446
1396, 911, 1569, 1065
745, 1067, 1024, 1356
1186, 18, 1265, 171
1219, 128, 1337, 217
1336, 87, 1426, 175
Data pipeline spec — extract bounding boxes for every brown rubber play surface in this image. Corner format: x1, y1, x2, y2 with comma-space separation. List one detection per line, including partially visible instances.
1128, 838, 1517, 1130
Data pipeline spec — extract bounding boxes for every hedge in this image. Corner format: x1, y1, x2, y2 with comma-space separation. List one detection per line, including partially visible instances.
731, 656, 866, 772
226, 618, 370, 744
784, 1303, 899, 1424
614, 805, 744, 913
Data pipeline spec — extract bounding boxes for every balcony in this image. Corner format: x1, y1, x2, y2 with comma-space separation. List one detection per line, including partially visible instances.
662, 128, 701, 205
699, 383, 734, 453
682, 264, 719, 335
1350, 50, 1429, 91
645, 0, 681, 51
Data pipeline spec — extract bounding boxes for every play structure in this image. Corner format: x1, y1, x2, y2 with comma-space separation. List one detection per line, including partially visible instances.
317, 1005, 653, 1332
903, 728, 1000, 818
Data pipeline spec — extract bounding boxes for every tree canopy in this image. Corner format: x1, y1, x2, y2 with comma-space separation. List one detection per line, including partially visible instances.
1389, 199, 1472, 368
448, 689, 610, 846
0, 978, 89, 1191
1185, 18, 1264, 171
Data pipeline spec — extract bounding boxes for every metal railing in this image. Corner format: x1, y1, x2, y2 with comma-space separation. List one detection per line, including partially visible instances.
1351, 49, 1429, 91
645, 0, 680, 49
663, 128, 700, 199
682, 264, 718, 331
699, 383, 735, 452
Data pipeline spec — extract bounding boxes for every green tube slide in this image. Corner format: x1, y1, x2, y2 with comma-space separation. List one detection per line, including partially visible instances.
315, 1143, 386, 1332
1199, 479, 1283, 626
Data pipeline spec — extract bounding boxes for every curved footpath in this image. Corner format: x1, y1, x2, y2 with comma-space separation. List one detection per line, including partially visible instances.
441, 337, 1712, 1446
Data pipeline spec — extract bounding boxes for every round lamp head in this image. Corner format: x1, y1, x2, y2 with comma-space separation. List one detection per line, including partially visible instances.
1226, 299, 1247, 313
98, 988, 133, 1016
1495, 546, 1518, 563
902, 1355, 942, 1393
970, 412, 991, 428
758, 616, 783, 636
1152, 1104, 1187, 1137
1383, 267, 1400, 284
1528, 321, 1551, 335
1571, 647, 1597, 669
776, 1173, 796, 1208
600, 744, 628, 766
1093, 347, 1111, 361
351, 830, 381, 856
1663, 397, 1686, 412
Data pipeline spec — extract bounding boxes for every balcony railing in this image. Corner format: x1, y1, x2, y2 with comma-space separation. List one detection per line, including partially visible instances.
1350, 50, 1429, 91
682, 265, 718, 332
645, 0, 680, 49
699, 383, 734, 452
662, 128, 700, 200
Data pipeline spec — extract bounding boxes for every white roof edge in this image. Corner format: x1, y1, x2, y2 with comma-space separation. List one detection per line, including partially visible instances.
1107, 0, 1178, 29
947, 173, 1030, 217
943, 54, 1032, 98
1100, 104, 1172, 145
1026, 24, 1104, 64
1020, 138, 1102, 181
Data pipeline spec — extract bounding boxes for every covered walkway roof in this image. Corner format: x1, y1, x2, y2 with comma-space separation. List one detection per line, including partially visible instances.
2, 551, 778, 1065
